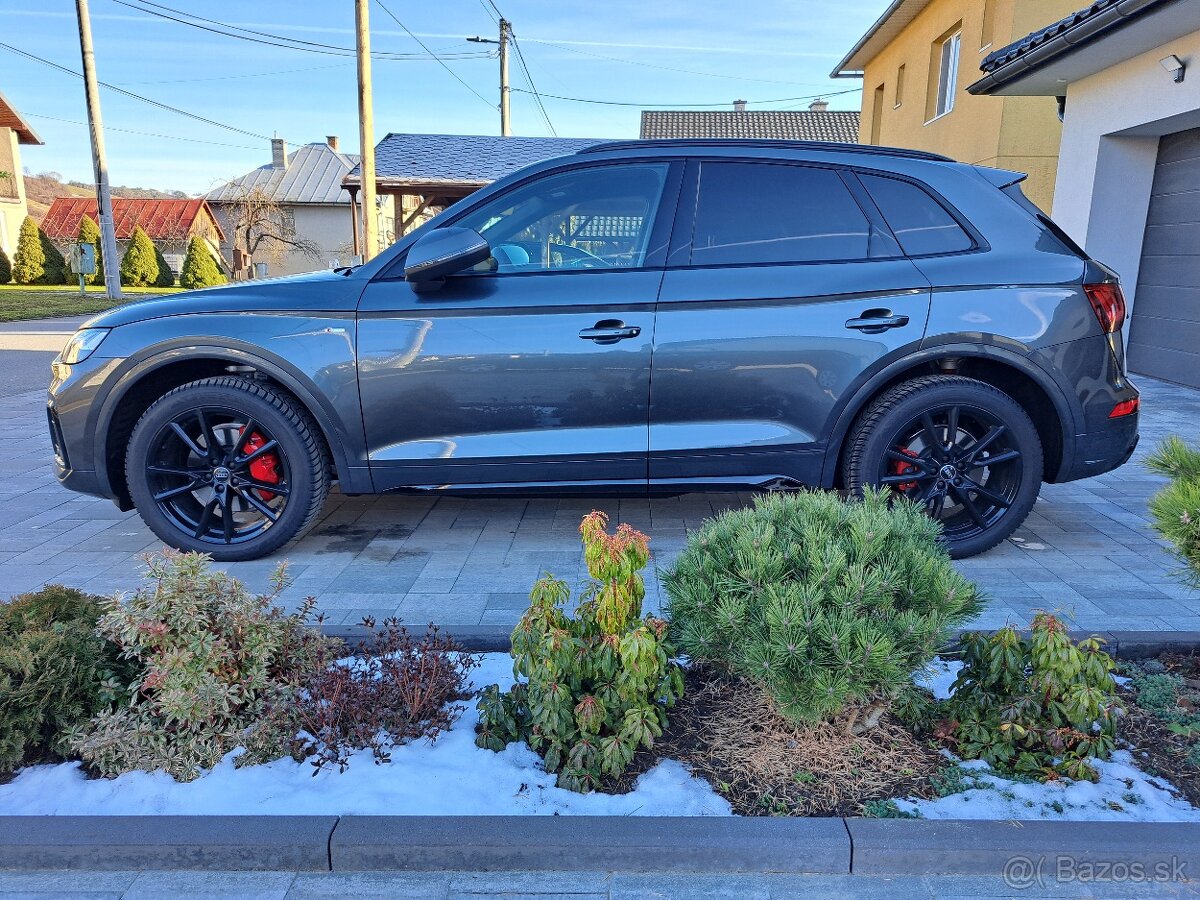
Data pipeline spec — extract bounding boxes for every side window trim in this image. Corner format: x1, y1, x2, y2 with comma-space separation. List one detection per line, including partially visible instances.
671, 157, 885, 270
848, 168, 988, 258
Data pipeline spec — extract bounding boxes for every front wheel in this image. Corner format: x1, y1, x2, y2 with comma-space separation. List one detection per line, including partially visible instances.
126, 376, 330, 561
842, 375, 1043, 559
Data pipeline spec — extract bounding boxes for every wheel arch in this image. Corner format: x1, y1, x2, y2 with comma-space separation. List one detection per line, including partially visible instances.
821, 345, 1078, 488
93, 344, 368, 510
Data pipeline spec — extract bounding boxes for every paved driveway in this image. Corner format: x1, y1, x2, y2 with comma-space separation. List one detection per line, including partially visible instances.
2, 318, 1198, 632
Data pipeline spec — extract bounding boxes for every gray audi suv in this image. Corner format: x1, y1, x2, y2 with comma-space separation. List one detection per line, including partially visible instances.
47, 139, 1140, 560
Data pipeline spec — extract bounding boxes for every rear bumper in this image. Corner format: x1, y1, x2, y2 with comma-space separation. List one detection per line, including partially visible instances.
1056, 410, 1139, 483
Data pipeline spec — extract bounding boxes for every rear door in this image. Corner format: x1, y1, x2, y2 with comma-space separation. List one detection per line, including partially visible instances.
357, 160, 681, 491
650, 159, 932, 486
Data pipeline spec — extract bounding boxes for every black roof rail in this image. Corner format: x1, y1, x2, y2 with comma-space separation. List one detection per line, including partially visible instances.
577, 138, 953, 163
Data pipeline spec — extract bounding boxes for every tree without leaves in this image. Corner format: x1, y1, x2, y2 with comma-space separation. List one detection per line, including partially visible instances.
221, 185, 319, 274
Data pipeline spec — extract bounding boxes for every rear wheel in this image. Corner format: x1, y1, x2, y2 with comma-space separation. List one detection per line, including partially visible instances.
842, 375, 1042, 559
126, 377, 329, 561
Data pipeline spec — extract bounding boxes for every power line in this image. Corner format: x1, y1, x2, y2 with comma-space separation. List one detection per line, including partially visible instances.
0, 41, 281, 142
509, 32, 556, 136
476, 0, 499, 24
111, 0, 492, 61
114, 62, 352, 86
26, 112, 264, 150
509, 86, 863, 108
372, 0, 496, 110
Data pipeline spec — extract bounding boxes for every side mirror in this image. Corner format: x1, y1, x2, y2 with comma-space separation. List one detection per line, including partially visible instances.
404, 227, 490, 285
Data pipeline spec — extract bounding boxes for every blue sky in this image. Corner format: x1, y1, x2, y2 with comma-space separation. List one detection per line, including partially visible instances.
1, 0, 882, 194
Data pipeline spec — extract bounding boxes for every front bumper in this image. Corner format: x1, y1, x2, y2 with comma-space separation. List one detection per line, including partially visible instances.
47, 354, 122, 504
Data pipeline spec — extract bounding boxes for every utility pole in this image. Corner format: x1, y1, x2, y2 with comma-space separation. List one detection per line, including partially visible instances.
468, 18, 512, 136
75, 0, 122, 300
354, 0, 378, 260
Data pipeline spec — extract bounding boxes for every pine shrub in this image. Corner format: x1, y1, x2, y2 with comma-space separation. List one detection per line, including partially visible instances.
179, 236, 226, 289
1146, 436, 1200, 586
119, 226, 159, 287
70, 550, 339, 781
77, 215, 103, 285
153, 243, 175, 287
0, 246, 11, 284
476, 512, 684, 793
947, 613, 1121, 781
663, 490, 983, 730
12, 216, 44, 284
0, 585, 134, 773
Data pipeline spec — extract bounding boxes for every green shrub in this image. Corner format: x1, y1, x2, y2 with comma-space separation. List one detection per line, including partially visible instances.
664, 490, 982, 729
12, 216, 44, 284
153, 243, 175, 287
476, 512, 684, 793
947, 613, 1121, 781
179, 236, 226, 289
119, 226, 159, 287
0, 246, 11, 284
1146, 437, 1200, 586
0, 585, 133, 773
70, 550, 339, 781
77, 215, 103, 285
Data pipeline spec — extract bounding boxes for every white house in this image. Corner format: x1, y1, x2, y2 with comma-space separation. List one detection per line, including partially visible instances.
0, 89, 41, 260
970, 0, 1200, 388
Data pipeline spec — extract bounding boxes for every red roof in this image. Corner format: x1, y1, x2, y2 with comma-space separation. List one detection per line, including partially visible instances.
40, 197, 224, 242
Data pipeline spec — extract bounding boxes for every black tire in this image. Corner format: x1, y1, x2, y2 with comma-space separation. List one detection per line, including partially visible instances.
126, 376, 329, 561
842, 375, 1042, 559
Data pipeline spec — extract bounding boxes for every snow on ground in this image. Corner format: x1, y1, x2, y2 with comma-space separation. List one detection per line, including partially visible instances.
892, 753, 1200, 822
913, 658, 963, 700
0, 653, 731, 817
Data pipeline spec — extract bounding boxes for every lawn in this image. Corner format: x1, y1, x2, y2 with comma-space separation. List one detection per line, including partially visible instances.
0, 285, 181, 323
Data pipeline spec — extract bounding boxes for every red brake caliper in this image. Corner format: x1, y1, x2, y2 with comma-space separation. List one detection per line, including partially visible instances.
240, 430, 280, 501
891, 446, 920, 492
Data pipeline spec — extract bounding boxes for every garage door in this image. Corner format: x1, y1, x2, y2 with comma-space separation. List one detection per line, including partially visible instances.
1128, 127, 1200, 388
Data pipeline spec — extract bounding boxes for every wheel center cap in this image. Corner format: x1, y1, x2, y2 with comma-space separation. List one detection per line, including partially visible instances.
939, 464, 957, 481
212, 466, 232, 485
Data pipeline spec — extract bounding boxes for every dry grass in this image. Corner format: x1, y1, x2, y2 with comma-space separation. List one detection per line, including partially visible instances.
655, 666, 945, 816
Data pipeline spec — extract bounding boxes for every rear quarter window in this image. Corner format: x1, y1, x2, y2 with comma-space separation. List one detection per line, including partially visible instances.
859, 173, 974, 256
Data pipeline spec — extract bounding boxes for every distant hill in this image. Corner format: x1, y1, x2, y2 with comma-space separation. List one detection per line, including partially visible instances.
23, 171, 189, 222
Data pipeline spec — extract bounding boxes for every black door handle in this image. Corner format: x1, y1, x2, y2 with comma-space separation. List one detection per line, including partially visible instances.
579, 319, 642, 344
845, 308, 910, 334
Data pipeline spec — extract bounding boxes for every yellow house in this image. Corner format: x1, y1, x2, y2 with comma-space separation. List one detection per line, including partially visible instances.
832, 0, 1081, 210
0, 90, 41, 260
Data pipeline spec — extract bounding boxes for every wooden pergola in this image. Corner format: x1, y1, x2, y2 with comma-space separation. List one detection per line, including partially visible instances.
342, 179, 485, 257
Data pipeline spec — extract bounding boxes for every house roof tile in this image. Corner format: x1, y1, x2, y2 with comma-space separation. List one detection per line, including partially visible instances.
40, 197, 223, 242
206, 142, 359, 205
639, 110, 860, 142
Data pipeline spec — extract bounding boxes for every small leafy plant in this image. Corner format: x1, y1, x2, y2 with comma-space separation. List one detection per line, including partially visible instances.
1146, 436, 1200, 586
947, 612, 1122, 781
664, 490, 982, 729
71, 550, 338, 781
0, 585, 134, 773
475, 512, 684, 793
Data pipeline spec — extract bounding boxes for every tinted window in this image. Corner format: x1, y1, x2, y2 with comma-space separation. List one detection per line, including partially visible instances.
860, 173, 973, 256
691, 162, 871, 265
454, 163, 669, 274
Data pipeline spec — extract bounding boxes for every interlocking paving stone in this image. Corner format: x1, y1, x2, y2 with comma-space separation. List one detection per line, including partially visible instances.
0, 341, 1197, 632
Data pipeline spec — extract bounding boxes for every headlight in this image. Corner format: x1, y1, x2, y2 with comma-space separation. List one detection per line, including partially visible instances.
59, 328, 109, 364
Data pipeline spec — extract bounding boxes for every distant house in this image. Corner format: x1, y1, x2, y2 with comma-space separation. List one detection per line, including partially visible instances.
343, 133, 602, 248
207, 137, 384, 277
40, 197, 223, 274
0, 89, 42, 260
639, 100, 860, 143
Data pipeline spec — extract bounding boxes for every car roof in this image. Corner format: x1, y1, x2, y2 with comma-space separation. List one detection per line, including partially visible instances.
576, 138, 953, 164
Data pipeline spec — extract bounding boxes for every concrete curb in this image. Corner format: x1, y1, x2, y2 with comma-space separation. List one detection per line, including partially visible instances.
0, 816, 336, 871
319, 623, 1200, 658
4, 816, 1200, 875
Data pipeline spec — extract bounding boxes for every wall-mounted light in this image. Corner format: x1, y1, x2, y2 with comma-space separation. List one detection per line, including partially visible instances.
1160, 54, 1187, 83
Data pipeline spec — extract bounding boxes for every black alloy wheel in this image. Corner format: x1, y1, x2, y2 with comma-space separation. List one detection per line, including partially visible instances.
843, 375, 1043, 558
126, 377, 329, 561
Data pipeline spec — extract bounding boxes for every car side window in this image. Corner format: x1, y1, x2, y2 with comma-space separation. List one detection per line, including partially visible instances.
859, 173, 974, 256
453, 163, 670, 274
690, 162, 872, 266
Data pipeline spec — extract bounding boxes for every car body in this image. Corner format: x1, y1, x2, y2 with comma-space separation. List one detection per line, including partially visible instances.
47, 139, 1140, 560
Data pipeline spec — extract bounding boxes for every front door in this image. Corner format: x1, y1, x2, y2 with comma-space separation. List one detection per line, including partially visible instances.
651, 159, 932, 486
358, 161, 680, 491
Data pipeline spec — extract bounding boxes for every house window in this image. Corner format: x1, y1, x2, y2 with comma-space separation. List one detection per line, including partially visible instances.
981, 0, 998, 50
895, 64, 906, 108
870, 83, 885, 144
928, 28, 962, 122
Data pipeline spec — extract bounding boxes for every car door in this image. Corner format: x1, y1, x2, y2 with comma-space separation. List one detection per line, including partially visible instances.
357, 160, 682, 491
650, 159, 933, 486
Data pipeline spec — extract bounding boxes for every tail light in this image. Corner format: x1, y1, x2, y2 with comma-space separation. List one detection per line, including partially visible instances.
1084, 282, 1126, 334
1109, 397, 1139, 419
